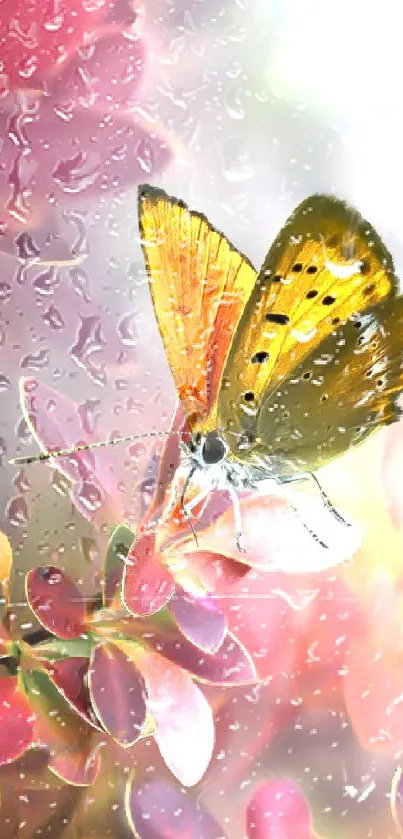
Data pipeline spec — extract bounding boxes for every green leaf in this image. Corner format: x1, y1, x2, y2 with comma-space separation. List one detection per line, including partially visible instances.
103, 522, 135, 606
34, 636, 93, 661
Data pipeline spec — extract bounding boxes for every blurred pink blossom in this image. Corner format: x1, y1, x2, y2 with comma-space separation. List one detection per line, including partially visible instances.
0, 0, 173, 246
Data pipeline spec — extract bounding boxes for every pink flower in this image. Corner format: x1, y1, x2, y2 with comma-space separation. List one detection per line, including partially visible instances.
0, 0, 172, 248
126, 777, 318, 839
0, 529, 256, 788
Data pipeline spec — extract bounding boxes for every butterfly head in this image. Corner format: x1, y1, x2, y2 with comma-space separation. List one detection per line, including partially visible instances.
186, 430, 229, 469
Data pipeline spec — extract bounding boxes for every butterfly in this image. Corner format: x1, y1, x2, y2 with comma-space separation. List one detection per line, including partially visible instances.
138, 185, 403, 551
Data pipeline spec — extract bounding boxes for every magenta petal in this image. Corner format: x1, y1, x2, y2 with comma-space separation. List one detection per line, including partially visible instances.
122, 532, 175, 617
26, 566, 86, 639
168, 589, 227, 653
126, 779, 228, 839
0, 677, 35, 765
44, 658, 101, 731
142, 623, 257, 686
246, 780, 312, 839
88, 643, 147, 747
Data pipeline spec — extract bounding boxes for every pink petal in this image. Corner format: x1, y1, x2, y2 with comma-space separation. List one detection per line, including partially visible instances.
51, 30, 146, 112
122, 531, 175, 617
0, 0, 108, 91
168, 587, 227, 653
0, 92, 172, 225
0, 677, 35, 765
88, 642, 147, 747
137, 649, 214, 786
143, 402, 187, 527
44, 657, 101, 730
49, 739, 101, 787
299, 576, 366, 678
171, 490, 361, 573
19, 378, 126, 527
246, 779, 312, 839
126, 779, 228, 839
344, 640, 403, 752
178, 555, 305, 682
26, 565, 86, 639
135, 618, 257, 686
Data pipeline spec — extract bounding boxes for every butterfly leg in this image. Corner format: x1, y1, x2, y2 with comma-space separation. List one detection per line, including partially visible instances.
163, 465, 187, 519
307, 472, 351, 526
279, 472, 351, 527
268, 479, 329, 549
178, 465, 200, 547
226, 483, 246, 553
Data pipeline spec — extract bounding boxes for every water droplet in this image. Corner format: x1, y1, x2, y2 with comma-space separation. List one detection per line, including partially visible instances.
51, 471, 71, 497
33, 268, 59, 297
115, 378, 129, 391
78, 399, 101, 435
42, 305, 65, 330
136, 137, 155, 174
43, 11, 64, 32
0, 283, 12, 303
15, 232, 40, 261
53, 151, 101, 194
224, 85, 246, 120
6, 495, 29, 527
13, 469, 31, 493
77, 481, 103, 512
0, 437, 6, 466
0, 374, 11, 392
16, 417, 33, 444
70, 266, 91, 302
81, 537, 98, 563
38, 567, 62, 584
20, 349, 50, 371
118, 312, 137, 347
70, 315, 106, 385
220, 136, 253, 183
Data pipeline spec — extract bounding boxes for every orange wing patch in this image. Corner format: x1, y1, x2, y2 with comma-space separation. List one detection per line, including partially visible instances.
139, 186, 257, 430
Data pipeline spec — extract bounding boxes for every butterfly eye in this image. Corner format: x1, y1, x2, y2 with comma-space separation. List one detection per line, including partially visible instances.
201, 432, 226, 465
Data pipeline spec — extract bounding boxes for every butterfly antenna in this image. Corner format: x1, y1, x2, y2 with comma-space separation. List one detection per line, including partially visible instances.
9, 429, 184, 466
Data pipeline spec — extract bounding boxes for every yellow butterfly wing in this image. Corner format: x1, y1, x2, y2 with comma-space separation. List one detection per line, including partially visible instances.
138, 186, 257, 430
217, 194, 402, 468
246, 296, 403, 475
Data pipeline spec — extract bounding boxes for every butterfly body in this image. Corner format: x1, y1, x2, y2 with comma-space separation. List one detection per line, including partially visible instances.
139, 185, 403, 549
